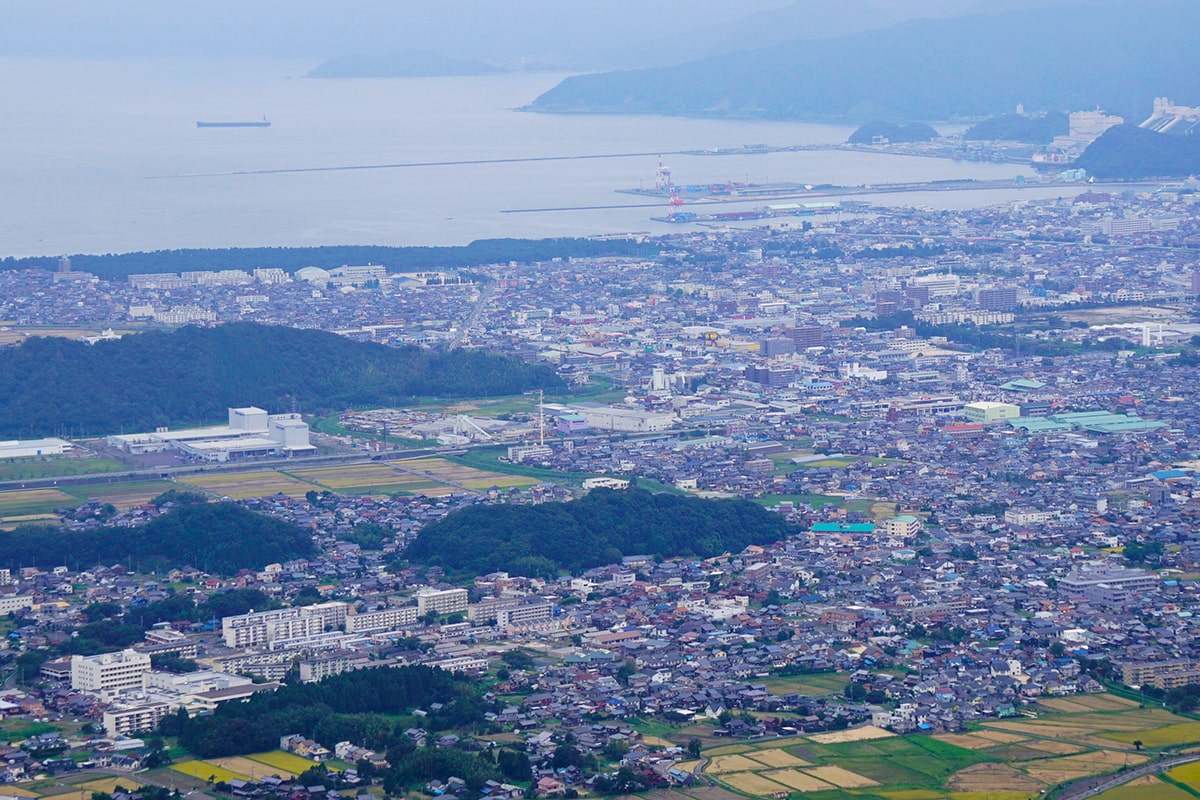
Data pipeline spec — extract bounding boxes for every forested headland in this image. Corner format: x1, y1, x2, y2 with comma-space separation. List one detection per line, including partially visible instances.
848, 122, 938, 144
406, 486, 794, 576
0, 502, 316, 574
962, 112, 1067, 144
0, 323, 563, 438
1074, 124, 1200, 180
0, 238, 659, 282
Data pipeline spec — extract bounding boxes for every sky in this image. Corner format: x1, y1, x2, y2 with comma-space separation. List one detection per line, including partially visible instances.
0, 1, 1098, 68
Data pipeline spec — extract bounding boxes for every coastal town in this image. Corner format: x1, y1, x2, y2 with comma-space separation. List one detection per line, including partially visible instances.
1, 183, 1200, 798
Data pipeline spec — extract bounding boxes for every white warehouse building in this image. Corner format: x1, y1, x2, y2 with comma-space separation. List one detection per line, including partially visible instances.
106, 406, 315, 462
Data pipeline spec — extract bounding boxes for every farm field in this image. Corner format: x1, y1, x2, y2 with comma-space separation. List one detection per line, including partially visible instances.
0, 488, 78, 519
180, 470, 316, 499
76, 779, 143, 793
394, 457, 538, 490
1094, 775, 1195, 800
246, 749, 326, 774
66, 480, 176, 508
759, 672, 850, 697
690, 695, 1200, 800
171, 760, 249, 784
0, 457, 126, 481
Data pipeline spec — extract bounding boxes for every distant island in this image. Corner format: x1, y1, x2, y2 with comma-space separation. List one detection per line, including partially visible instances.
1075, 124, 1200, 180
525, 2, 1198, 122
848, 121, 939, 144
308, 50, 501, 79
962, 112, 1067, 144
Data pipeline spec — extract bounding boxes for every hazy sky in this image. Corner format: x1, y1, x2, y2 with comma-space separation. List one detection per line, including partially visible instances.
0, 0, 1100, 67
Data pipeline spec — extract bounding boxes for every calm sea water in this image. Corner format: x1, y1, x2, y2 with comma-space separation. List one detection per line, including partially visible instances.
0, 57, 1048, 258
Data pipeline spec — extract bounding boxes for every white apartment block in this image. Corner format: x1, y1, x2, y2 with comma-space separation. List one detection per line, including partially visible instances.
103, 701, 171, 737
71, 650, 152, 694
416, 588, 469, 617
222, 602, 350, 648
345, 606, 420, 634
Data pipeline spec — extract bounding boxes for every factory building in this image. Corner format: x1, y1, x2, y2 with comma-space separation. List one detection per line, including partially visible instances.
107, 406, 315, 462
0, 438, 73, 460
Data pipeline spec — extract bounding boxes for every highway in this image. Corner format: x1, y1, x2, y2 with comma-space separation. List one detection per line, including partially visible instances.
1057, 753, 1200, 799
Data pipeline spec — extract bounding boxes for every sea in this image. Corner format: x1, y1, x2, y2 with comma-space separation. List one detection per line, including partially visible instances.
0, 57, 1077, 258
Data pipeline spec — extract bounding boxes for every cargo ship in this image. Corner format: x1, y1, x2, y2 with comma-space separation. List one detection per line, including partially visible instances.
196, 117, 271, 128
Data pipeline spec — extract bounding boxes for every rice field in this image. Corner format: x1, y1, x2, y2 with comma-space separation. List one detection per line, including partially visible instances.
719, 773, 794, 795
1094, 775, 1195, 800
707, 754, 764, 773
289, 463, 412, 489
1103, 722, 1200, 748
0, 488, 77, 518
803, 765, 879, 787
180, 470, 316, 499
746, 748, 811, 768
246, 749, 325, 774
758, 769, 833, 792
808, 725, 895, 744
171, 760, 249, 784
210, 755, 298, 780
394, 457, 536, 489
76, 779, 143, 793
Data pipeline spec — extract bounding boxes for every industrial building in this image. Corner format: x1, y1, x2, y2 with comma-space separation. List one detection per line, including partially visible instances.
106, 406, 315, 462
964, 401, 1021, 423
0, 438, 73, 460
571, 405, 675, 432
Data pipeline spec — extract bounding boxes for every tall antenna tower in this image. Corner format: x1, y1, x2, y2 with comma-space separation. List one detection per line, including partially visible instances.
655, 156, 672, 192
538, 390, 545, 446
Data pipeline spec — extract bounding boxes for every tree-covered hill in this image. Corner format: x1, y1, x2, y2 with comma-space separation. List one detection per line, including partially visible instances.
526, 3, 1197, 122
405, 486, 794, 576
0, 502, 316, 574
848, 122, 939, 144
1074, 124, 1200, 180
962, 112, 1068, 144
0, 323, 563, 437
0, 238, 659, 282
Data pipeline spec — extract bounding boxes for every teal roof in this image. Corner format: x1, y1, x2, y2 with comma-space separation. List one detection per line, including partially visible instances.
1010, 418, 1072, 432
811, 522, 876, 534
1000, 379, 1046, 391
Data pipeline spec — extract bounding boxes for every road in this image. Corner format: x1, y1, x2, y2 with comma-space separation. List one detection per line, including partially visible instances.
1057, 753, 1200, 799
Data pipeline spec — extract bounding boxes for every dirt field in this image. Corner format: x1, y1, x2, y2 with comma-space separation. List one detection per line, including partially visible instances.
1070, 694, 1140, 711
807, 725, 895, 744
948, 762, 1046, 793
759, 769, 833, 792
707, 754, 764, 773
748, 748, 811, 768
719, 772, 792, 795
